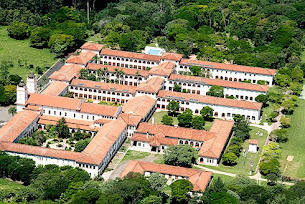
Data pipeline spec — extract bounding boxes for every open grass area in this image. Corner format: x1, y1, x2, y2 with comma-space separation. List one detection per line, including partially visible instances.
86, 33, 103, 44
200, 126, 268, 176
121, 150, 151, 162
0, 26, 56, 79
149, 110, 214, 131
0, 179, 23, 190
280, 99, 305, 179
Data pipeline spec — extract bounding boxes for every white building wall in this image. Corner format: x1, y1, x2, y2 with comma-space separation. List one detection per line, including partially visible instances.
176, 65, 274, 86
156, 98, 261, 123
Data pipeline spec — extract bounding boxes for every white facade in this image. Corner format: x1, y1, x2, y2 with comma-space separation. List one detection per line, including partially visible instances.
164, 80, 265, 101
157, 97, 261, 123
249, 143, 258, 153
177, 65, 274, 86
100, 55, 159, 70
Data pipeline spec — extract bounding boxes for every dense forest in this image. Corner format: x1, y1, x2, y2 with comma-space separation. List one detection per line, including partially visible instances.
0, 0, 304, 70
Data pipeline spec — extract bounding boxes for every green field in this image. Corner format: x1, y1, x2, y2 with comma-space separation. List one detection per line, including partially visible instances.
200, 127, 268, 176
0, 26, 56, 79
121, 150, 151, 162
0, 178, 23, 190
280, 99, 305, 179
149, 110, 214, 131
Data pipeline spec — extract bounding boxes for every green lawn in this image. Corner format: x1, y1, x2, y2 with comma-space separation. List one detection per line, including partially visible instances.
0, 26, 56, 79
121, 150, 151, 162
86, 33, 103, 44
200, 127, 268, 176
149, 111, 214, 131
280, 99, 305, 179
0, 178, 23, 190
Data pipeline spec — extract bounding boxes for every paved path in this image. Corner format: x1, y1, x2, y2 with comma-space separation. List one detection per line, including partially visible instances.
0, 105, 14, 123
37, 59, 65, 91
194, 165, 294, 186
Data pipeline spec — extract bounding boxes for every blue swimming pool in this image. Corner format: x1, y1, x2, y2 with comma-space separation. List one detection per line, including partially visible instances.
148, 49, 162, 55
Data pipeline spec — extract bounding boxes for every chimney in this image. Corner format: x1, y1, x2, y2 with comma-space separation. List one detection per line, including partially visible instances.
146, 131, 149, 139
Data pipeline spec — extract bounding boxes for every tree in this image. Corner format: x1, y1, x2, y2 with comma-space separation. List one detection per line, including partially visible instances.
178, 108, 193, 127
200, 106, 214, 121
259, 158, 281, 177
97, 193, 124, 204
222, 152, 238, 166
141, 195, 162, 204
234, 118, 251, 141
170, 179, 193, 203
161, 115, 173, 126
30, 27, 51, 48
173, 84, 181, 92
147, 173, 167, 192
7, 22, 29, 39
207, 191, 238, 204
266, 173, 277, 186
48, 34, 75, 57
289, 181, 305, 199
255, 94, 268, 106
281, 99, 295, 114
280, 116, 291, 128
270, 129, 288, 143
190, 66, 201, 76
211, 177, 225, 192
8, 106, 17, 116
275, 74, 292, 87
164, 145, 197, 167
207, 86, 224, 97
55, 118, 70, 138
290, 82, 302, 95
74, 139, 90, 152
167, 100, 180, 116
70, 189, 101, 204
192, 116, 205, 129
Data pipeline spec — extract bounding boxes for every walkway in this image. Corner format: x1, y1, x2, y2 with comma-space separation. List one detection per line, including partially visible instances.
194, 165, 294, 186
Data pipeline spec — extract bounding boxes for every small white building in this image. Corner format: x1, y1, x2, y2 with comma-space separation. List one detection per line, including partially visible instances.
248, 139, 259, 153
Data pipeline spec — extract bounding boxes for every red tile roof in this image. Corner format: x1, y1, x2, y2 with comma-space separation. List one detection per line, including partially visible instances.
118, 113, 143, 126
101, 49, 161, 62
122, 95, 157, 118
136, 77, 164, 93
180, 59, 276, 76
198, 120, 234, 158
169, 74, 269, 92
38, 115, 100, 131
49, 71, 75, 82
81, 42, 104, 51
26, 93, 83, 110
0, 110, 40, 143
57, 64, 83, 76
70, 78, 137, 94
80, 118, 127, 165
161, 52, 183, 61
135, 122, 216, 142
0, 142, 84, 161
66, 51, 96, 65
120, 161, 212, 192
80, 102, 120, 117
248, 139, 259, 145
41, 81, 68, 96
87, 63, 149, 77
149, 61, 175, 77
157, 90, 262, 110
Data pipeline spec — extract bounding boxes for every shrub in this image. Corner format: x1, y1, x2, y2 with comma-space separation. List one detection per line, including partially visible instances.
7, 22, 30, 39
48, 34, 75, 57
270, 129, 288, 143
280, 116, 291, 128
30, 27, 51, 48
222, 152, 238, 166
161, 115, 173, 126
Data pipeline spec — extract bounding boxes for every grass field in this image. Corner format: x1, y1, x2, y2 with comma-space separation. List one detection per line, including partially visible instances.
149, 110, 214, 131
200, 126, 268, 176
0, 178, 23, 190
121, 150, 151, 162
0, 26, 56, 79
280, 99, 305, 179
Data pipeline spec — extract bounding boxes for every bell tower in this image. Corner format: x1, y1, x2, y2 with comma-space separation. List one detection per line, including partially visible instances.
26, 71, 37, 94
16, 80, 28, 112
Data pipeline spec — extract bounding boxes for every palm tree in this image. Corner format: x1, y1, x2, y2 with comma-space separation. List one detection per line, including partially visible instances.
135, 70, 141, 85
118, 70, 125, 84
103, 67, 109, 83
92, 55, 100, 64
8, 106, 17, 116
